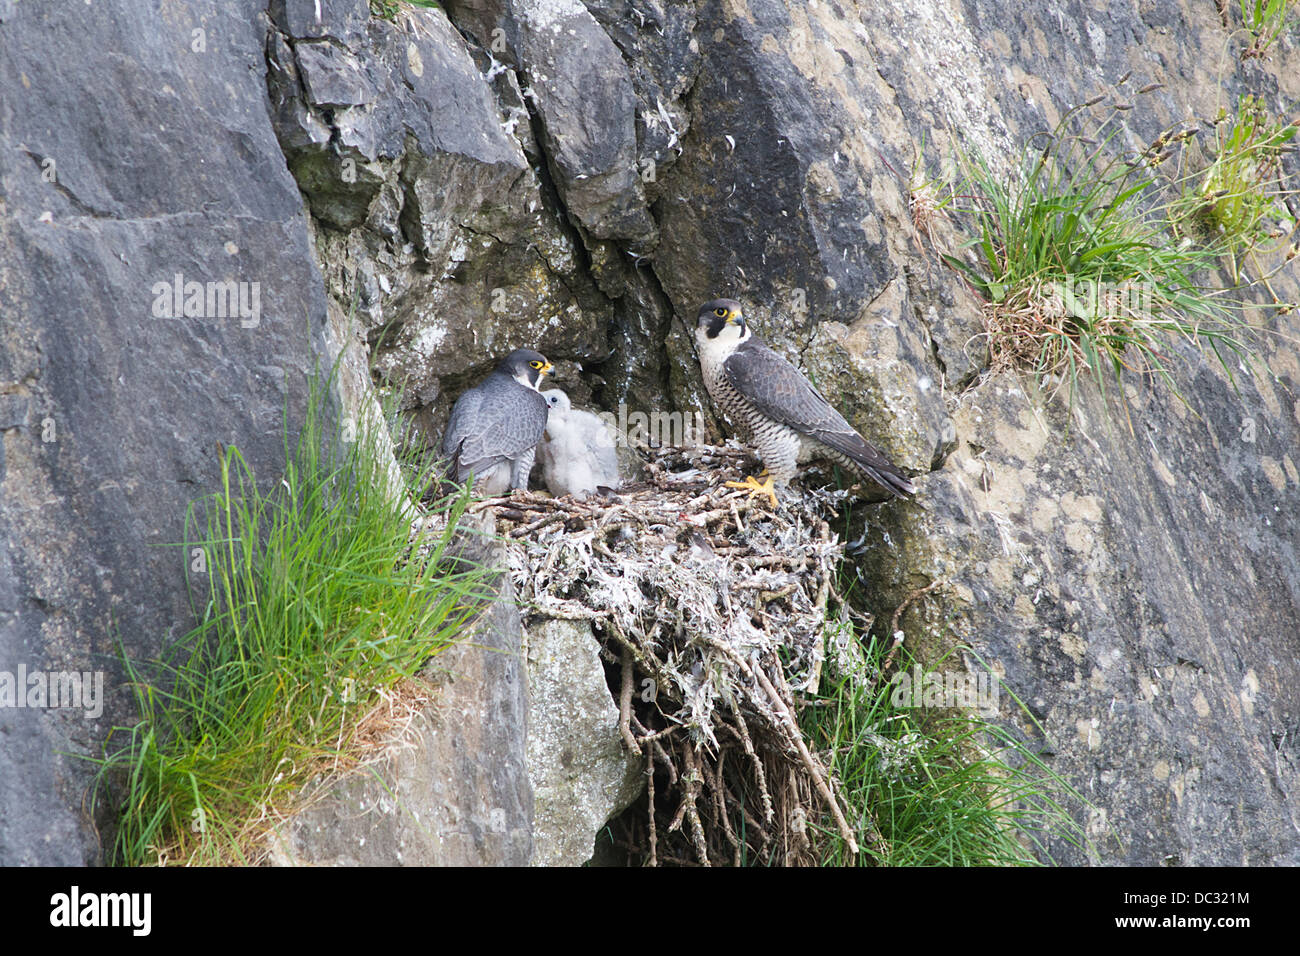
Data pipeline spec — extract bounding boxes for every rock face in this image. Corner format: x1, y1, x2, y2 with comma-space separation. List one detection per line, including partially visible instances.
267, 517, 640, 867
889, 365, 1300, 866
525, 618, 642, 867
269, 521, 534, 866
0, 0, 324, 865
2, 0, 1298, 865
267, 0, 615, 443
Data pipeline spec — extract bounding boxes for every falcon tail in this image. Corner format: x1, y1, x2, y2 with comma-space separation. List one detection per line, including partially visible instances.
862, 462, 916, 498
820, 430, 916, 498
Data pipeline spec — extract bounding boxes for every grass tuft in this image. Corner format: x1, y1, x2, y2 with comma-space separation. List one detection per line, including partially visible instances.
802, 630, 1088, 866
91, 380, 489, 866
369, 0, 440, 20
943, 90, 1297, 413
1238, 0, 1298, 60
907, 136, 956, 251
1174, 94, 1298, 281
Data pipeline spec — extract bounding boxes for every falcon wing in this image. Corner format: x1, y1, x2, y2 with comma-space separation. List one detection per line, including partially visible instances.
723, 338, 915, 497
441, 375, 549, 481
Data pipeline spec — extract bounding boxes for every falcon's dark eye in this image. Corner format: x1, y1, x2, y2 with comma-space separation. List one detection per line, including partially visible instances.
530, 360, 544, 369
713, 307, 728, 318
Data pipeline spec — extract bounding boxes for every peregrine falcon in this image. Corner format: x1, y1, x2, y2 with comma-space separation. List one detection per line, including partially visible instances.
694, 298, 915, 505
537, 389, 621, 498
440, 348, 552, 496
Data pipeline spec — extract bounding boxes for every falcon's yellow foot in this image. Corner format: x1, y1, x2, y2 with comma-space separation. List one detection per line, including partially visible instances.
724, 473, 780, 508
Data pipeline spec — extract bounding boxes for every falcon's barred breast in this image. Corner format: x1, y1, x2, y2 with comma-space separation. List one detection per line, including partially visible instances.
440, 348, 552, 496
694, 299, 915, 503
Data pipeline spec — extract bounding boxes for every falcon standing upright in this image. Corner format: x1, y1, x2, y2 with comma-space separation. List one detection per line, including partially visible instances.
440, 348, 552, 495
694, 298, 915, 505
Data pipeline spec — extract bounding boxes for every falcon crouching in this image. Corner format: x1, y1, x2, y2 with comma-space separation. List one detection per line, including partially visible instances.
440, 348, 552, 496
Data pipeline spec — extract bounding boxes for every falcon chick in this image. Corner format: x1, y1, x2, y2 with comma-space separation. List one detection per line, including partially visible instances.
537, 389, 621, 497
440, 348, 552, 496
694, 298, 915, 505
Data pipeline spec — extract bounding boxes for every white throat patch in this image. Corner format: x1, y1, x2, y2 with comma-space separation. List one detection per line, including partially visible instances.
695, 319, 751, 363
514, 369, 543, 391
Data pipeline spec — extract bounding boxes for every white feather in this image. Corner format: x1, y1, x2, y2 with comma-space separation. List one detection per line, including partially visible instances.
538, 390, 621, 497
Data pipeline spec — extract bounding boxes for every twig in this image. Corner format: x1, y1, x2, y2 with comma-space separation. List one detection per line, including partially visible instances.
889, 577, 948, 637
753, 663, 861, 855
618, 650, 639, 755
490, 441, 871, 865
681, 748, 711, 866
646, 761, 658, 867
710, 752, 741, 865
733, 711, 773, 823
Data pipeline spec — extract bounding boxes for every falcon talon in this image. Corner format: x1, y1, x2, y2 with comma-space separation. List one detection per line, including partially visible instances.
724, 475, 780, 508
694, 298, 916, 501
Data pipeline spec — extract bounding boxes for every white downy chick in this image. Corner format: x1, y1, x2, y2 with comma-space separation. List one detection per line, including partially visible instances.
538, 389, 621, 497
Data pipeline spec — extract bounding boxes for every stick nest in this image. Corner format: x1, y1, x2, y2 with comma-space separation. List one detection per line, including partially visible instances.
479, 442, 879, 866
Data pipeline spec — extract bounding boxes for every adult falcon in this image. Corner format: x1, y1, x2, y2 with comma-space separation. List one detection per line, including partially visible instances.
694, 298, 915, 505
440, 348, 552, 495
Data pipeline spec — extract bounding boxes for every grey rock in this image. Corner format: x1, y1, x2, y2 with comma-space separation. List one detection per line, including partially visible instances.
270, 6, 528, 230
266, 32, 335, 155
580, 0, 701, 200
273, 525, 644, 868
269, 0, 370, 45
526, 618, 642, 866
6, 0, 1300, 869
0, 393, 31, 431
841, 0, 1300, 866
0, 0, 323, 864
651, 0, 1299, 864
294, 40, 375, 109
513, 1, 657, 247
868, 350, 1300, 865
445, 0, 658, 247
270, 4, 616, 451
646, 0, 949, 474
270, 516, 533, 866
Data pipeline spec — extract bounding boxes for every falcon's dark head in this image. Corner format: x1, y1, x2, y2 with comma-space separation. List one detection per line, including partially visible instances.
498, 348, 553, 391
696, 299, 747, 341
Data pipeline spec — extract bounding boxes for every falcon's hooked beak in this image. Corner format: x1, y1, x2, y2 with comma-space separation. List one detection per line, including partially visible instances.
718, 307, 749, 342
516, 356, 553, 390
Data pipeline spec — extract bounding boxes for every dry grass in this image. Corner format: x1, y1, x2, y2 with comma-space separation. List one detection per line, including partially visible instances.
980, 278, 1165, 388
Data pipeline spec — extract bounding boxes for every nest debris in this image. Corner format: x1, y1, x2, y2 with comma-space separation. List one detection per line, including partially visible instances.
477, 442, 883, 866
